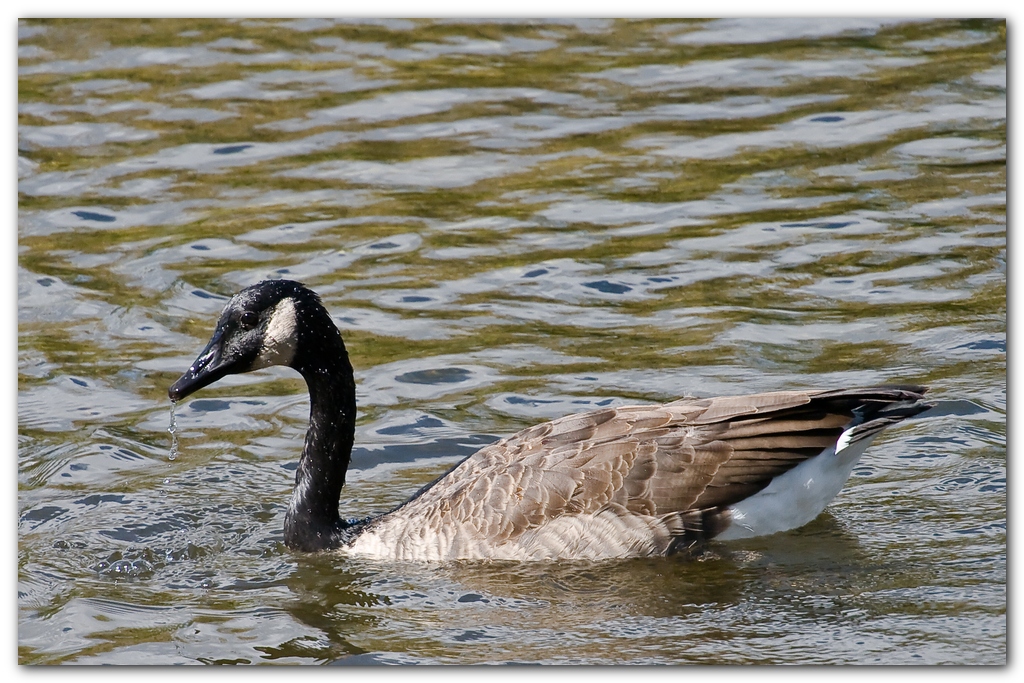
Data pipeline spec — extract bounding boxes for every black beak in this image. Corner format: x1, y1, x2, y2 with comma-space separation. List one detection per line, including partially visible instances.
168, 329, 241, 401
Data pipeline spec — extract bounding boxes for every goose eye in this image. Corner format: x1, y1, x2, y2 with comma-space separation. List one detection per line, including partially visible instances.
239, 311, 259, 329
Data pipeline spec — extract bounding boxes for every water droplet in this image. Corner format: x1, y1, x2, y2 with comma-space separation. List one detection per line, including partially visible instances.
168, 400, 179, 461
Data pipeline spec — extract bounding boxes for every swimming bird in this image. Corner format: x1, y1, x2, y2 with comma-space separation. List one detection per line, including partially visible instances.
169, 279, 932, 561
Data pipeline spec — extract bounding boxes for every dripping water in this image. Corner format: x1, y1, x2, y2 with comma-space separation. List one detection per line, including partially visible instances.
168, 400, 179, 461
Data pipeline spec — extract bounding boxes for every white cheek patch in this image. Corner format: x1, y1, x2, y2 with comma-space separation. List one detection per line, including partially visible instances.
252, 298, 299, 369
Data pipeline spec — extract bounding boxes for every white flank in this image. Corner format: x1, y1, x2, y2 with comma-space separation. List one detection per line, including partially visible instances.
252, 298, 299, 369
343, 509, 670, 562
716, 427, 882, 541
835, 427, 855, 453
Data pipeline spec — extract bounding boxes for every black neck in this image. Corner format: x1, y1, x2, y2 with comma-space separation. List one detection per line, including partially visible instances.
283, 316, 357, 552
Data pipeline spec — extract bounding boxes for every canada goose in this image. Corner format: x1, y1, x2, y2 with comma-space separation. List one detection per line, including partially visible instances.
169, 279, 932, 561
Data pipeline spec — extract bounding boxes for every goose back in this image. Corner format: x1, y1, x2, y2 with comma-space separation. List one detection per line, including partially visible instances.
344, 386, 929, 561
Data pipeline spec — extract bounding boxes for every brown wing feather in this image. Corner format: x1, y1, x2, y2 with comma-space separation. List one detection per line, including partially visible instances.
392, 386, 929, 549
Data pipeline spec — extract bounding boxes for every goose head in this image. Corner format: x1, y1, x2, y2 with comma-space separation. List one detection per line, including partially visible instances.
169, 280, 357, 551
168, 279, 334, 402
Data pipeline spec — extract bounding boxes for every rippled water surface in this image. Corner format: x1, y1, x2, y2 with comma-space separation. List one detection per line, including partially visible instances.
17, 18, 1005, 665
